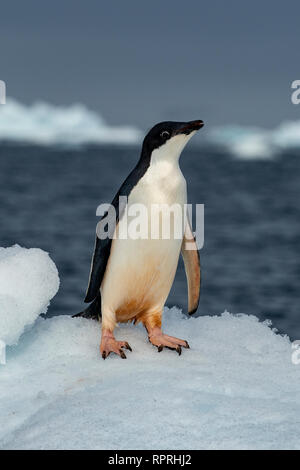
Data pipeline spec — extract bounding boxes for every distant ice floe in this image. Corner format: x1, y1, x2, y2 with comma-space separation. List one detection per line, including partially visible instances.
1, 98, 300, 158
0, 245, 59, 345
0, 99, 142, 146
207, 121, 300, 159
1, 303, 300, 449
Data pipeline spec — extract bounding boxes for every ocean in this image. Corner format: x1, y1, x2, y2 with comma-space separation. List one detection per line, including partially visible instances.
0, 143, 299, 339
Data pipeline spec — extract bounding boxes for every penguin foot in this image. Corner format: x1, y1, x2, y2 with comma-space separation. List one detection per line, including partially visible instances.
147, 328, 190, 355
100, 333, 132, 360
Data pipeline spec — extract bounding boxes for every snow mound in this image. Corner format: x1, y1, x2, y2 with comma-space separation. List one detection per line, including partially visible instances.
0, 99, 142, 146
207, 121, 300, 159
1, 308, 300, 449
0, 245, 59, 345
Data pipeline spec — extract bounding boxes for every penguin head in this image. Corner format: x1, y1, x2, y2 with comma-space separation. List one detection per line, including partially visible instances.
142, 120, 204, 162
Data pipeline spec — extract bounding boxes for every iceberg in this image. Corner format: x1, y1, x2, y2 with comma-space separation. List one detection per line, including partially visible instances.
0, 99, 142, 146
207, 121, 300, 159
2, 97, 300, 159
1, 303, 300, 449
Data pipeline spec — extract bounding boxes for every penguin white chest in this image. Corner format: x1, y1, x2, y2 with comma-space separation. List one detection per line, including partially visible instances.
101, 160, 187, 320
129, 159, 187, 208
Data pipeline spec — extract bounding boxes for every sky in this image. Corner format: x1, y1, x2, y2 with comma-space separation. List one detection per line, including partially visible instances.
1, 0, 300, 129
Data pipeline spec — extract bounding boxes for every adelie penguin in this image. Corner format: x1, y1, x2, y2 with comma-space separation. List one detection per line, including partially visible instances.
74, 120, 204, 359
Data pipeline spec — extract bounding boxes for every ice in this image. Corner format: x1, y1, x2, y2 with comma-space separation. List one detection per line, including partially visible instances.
1, 307, 300, 449
2, 97, 300, 159
207, 121, 300, 159
0, 99, 142, 146
0, 245, 59, 346
207, 125, 274, 159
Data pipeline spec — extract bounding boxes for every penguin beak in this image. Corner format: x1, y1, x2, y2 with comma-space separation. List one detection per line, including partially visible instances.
174, 120, 204, 136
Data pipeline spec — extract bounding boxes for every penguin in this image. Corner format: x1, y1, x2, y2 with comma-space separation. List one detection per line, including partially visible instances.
74, 120, 203, 359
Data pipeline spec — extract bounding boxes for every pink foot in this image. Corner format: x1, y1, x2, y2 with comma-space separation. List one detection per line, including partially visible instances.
147, 327, 190, 356
100, 330, 132, 360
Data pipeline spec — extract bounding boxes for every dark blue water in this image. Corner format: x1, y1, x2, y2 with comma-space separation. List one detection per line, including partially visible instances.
0, 143, 299, 339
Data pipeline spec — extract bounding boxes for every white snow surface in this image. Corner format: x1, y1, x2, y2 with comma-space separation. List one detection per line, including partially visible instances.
0, 245, 59, 345
0, 99, 142, 146
1, 308, 300, 450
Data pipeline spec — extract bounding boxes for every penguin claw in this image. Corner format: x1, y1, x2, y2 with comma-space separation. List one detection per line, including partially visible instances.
119, 349, 127, 359
102, 351, 112, 360
100, 333, 131, 360
147, 328, 190, 356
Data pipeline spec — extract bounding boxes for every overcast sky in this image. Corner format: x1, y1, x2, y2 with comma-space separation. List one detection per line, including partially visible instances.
1, 0, 300, 129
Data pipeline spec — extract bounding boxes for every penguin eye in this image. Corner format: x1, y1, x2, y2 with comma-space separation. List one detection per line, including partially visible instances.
160, 131, 170, 139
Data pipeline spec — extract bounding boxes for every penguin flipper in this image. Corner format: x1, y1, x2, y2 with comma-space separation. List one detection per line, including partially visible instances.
181, 219, 200, 315
73, 292, 102, 320
84, 194, 127, 303
84, 233, 112, 303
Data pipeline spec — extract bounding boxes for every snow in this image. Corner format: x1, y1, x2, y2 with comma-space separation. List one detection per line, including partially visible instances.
0, 244, 299, 449
0, 99, 142, 146
1, 307, 300, 450
0, 245, 59, 346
